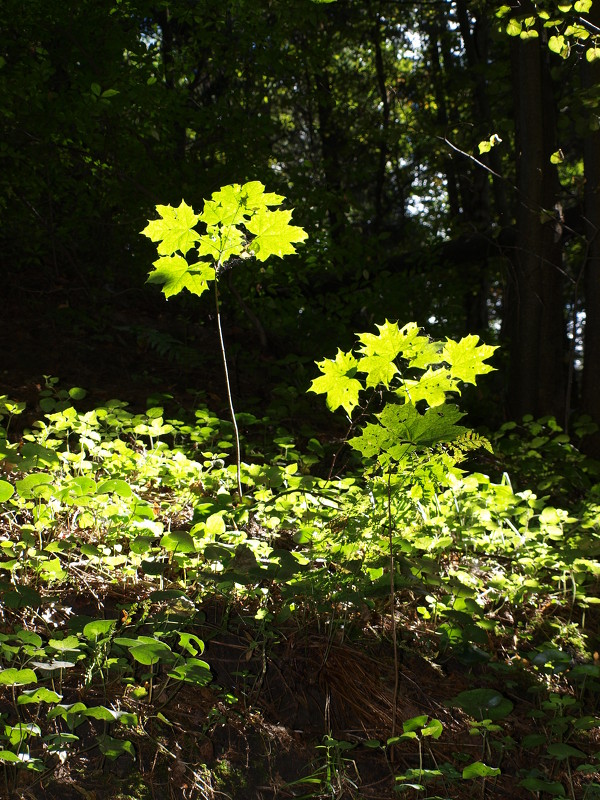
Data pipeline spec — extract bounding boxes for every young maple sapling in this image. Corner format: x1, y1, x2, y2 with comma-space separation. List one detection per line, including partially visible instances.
141, 182, 307, 498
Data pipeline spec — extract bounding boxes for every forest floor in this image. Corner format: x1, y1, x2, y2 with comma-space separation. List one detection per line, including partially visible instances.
1, 286, 599, 800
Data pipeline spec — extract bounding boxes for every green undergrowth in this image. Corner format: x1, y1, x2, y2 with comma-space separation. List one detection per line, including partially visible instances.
0, 358, 600, 798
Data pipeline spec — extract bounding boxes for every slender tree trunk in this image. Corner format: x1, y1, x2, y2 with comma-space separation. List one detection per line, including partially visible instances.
505, 34, 566, 420
371, 10, 390, 232
580, 1, 600, 454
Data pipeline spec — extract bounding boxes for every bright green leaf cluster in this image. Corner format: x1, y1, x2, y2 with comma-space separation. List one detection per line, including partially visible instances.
310, 320, 497, 464
141, 182, 307, 299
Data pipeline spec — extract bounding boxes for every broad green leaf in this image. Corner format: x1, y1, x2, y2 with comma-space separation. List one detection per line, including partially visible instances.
178, 633, 205, 656
201, 198, 247, 228
310, 349, 362, 415
402, 715, 429, 733
48, 635, 81, 653
247, 208, 308, 261
0, 751, 21, 763
97, 734, 135, 760
506, 18, 522, 36
129, 640, 173, 665
0, 668, 37, 686
0, 480, 14, 502
421, 718, 444, 739
450, 688, 513, 721
406, 337, 444, 369
85, 706, 122, 722
547, 743, 587, 759
204, 513, 226, 536
160, 530, 196, 553
83, 620, 117, 640
16, 472, 54, 499
147, 256, 215, 299
16, 630, 42, 647
478, 134, 501, 154
400, 367, 458, 407
201, 181, 284, 227
575, 0, 592, 10
96, 478, 133, 497
548, 36, 568, 57
358, 320, 419, 361
463, 762, 501, 779
167, 658, 212, 685
198, 225, 245, 263
356, 321, 419, 388
18, 688, 62, 705
350, 403, 466, 461
141, 201, 200, 256
443, 335, 497, 384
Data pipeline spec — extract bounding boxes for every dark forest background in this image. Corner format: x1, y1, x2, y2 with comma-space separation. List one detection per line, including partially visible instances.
3, 0, 600, 444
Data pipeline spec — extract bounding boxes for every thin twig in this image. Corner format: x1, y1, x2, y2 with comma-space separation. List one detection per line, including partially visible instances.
214, 276, 243, 498
387, 470, 399, 742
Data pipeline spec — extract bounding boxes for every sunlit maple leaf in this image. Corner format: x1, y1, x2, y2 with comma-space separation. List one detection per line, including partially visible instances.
356, 321, 420, 388
201, 182, 285, 228
141, 201, 200, 256
198, 225, 245, 263
247, 208, 308, 261
399, 367, 459, 407
442, 336, 497, 384
350, 403, 466, 461
146, 256, 215, 299
309, 349, 362, 415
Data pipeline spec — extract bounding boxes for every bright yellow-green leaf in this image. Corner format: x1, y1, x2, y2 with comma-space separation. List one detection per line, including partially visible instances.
463, 762, 501, 779
506, 18, 522, 36
575, 0, 592, 10
141, 201, 200, 256
147, 256, 215, 298
478, 134, 502, 154
586, 47, 600, 62
565, 24, 589, 38
520, 29, 539, 39
548, 36, 568, 57
198, 225, 245, 263
356, 320, 420, 387
201, 198, 247, 228
310, 349, 362, 415
201, 181, 284, 228
550, 149, 564, 164
350, 403, 466, 461
442, 335, 497, 385
247, 208, 308, 261
400, 367, 459, 407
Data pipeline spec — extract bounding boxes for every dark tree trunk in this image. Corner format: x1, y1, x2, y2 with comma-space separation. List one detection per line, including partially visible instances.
580, 1, 600, 454
504, 34, 566, 420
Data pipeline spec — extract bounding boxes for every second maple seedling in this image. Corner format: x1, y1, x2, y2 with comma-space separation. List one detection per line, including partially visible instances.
141, 182, 307, 497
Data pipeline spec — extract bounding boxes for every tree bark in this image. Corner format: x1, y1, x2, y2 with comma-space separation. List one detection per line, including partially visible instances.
580, 0, 600, 454
504, 34, 566, 421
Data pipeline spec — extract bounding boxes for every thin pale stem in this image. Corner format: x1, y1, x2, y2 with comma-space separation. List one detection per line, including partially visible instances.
388, 470, 399, 741
214, 277, 243, 498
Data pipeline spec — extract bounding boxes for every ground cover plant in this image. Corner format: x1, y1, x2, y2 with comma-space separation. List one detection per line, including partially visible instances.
0, 185, 599, 799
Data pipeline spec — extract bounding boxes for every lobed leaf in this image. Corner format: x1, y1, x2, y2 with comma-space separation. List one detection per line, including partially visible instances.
309, 349, 362, 415
147, 256, 215, 299
141, 201, 200, 256
247, 208, 308, 261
